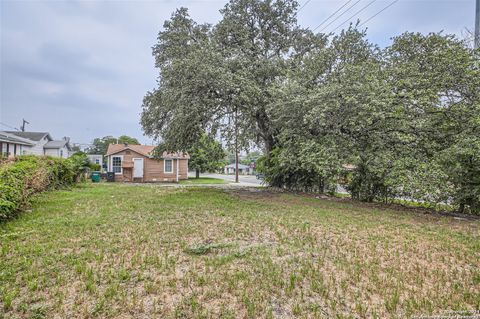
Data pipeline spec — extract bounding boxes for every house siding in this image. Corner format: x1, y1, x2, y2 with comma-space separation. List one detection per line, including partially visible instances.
44, 148, 58, 157
23, 136, 50, 156
59, 146, 69, 158
107, 149, 188, 182
0, 142, 26, 158
87, 155, 103, 166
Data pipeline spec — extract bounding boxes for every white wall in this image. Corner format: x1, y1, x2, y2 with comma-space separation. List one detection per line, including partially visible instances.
59, 146, 69, 158
0, 142, 25, 157
44, 148, 58, 157
44, 146, 69, 158
22, 136, 50, 156
87, 155, 103, 166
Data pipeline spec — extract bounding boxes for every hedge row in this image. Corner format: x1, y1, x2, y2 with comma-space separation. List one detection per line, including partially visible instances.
0, 154, 88, 221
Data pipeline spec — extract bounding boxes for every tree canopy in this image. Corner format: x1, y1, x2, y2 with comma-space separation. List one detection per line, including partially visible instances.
188, 134, 226, 178
141, 0, 480, 214
87, 135, 140, 155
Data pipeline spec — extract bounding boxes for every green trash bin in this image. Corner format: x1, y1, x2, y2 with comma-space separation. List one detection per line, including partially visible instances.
91, 171, 101, 183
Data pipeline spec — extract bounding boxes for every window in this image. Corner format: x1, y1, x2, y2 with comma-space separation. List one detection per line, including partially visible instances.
60, 150, 63, 157
112, 156, 122, 173
95, 159, 100, 164
164, 159, 173, 173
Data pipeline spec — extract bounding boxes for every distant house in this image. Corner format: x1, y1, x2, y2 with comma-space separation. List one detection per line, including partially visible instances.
224, 163, 252, 175
105, 144, 189, 182
0, 131, 35, 158
44, 138, 72, 158
87, 154, 103, 167
1, 131, 72, 158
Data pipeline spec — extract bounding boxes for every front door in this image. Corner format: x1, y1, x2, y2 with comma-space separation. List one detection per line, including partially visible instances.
133, 158, 144, 178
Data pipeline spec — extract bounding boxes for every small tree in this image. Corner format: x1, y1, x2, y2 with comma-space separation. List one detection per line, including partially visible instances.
87, 135, 140, 155
188, 134, 225, 179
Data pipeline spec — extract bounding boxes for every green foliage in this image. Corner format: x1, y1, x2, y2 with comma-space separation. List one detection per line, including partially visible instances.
87, 135, 140, 155
0, 155, 83, 221
263, 30, 479, 213
141, 0, 319, 153
239, 151, 262, 166
188, 134, 225, 178
89, 163, 101, 171
141, 0, 479, 214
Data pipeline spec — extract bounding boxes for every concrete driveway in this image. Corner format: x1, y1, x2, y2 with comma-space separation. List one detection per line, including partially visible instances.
188, 172, 265, 187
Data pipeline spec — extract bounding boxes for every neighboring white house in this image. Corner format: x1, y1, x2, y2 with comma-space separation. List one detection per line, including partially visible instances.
1, 131, 72, 158
44, 138, 72, 158
87, 154, 103, 167
224, 163, 253, 175
0, 131, 35, 158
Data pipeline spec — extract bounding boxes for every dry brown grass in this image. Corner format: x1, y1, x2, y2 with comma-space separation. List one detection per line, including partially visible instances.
0, 184, 478, 318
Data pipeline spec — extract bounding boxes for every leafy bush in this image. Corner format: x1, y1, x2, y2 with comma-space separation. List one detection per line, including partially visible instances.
0, 155, 83, 221
89, 163, 101, 171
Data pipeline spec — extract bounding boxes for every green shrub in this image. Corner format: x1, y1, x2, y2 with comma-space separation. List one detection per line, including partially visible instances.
89, 163, 101, 171
0, 155, 83, 221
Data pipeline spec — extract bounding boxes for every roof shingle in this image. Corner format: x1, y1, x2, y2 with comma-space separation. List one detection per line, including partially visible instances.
0, 131, 35, 145
105, 144, 189, 159
4, 131, 51, 141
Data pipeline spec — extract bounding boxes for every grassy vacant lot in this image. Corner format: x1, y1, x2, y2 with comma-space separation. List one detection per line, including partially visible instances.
0, 184, 478, 318
180, 177, 228, 184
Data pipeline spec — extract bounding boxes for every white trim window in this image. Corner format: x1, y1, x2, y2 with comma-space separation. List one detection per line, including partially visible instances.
112, 156, 123, 174
164, 159, 173, 173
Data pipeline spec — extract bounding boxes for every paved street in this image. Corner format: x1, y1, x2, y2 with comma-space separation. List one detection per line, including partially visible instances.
188, 172, 265, 186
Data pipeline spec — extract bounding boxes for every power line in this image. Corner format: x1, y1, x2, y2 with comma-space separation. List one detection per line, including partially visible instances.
359, 0, 399, 28
0, 122, 19, 131
329, 0, 377, 33
314, 0, 362, 32
298, 0, 312, 13
311, 0, 353, 31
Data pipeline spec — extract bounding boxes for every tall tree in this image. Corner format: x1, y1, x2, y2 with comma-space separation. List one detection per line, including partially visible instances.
87, 135, 140, 155
188, 134, 225, 178
141, 1, 323, 154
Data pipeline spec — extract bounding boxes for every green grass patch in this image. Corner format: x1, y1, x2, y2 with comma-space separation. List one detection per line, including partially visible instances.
180, 177, 228, 184
0, 184, 478, 318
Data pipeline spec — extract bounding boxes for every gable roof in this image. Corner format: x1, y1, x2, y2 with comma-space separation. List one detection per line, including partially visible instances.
44, 140, 72, 151
105, 144, 189, 159
0, 131, 35, 146
4, 131, 52, 142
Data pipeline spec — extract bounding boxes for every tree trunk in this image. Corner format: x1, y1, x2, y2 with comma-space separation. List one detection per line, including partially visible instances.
255, 109, 276, 154
195, 169, 200, 179
235, 106, 239, 183
458, 202, 465, 214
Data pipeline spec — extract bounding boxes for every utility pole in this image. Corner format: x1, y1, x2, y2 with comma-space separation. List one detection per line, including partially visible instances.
20, 119, 29, 132
475, 0, 480, 49
234, 106, 239, 183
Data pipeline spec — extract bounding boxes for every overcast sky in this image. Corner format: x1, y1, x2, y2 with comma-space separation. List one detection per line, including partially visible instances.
0, 0, 475, 146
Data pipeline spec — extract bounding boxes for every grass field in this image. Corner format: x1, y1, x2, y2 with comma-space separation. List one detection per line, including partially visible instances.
180, 177, 228, 184
0, 184, 478, 318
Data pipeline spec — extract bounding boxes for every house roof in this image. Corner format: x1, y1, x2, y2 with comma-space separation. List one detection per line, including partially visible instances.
0, 131, 35, 146
44, 140, 71, 150
105, 144, 190, 159
4, 131, 52, 142
225, 163, 250, 169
